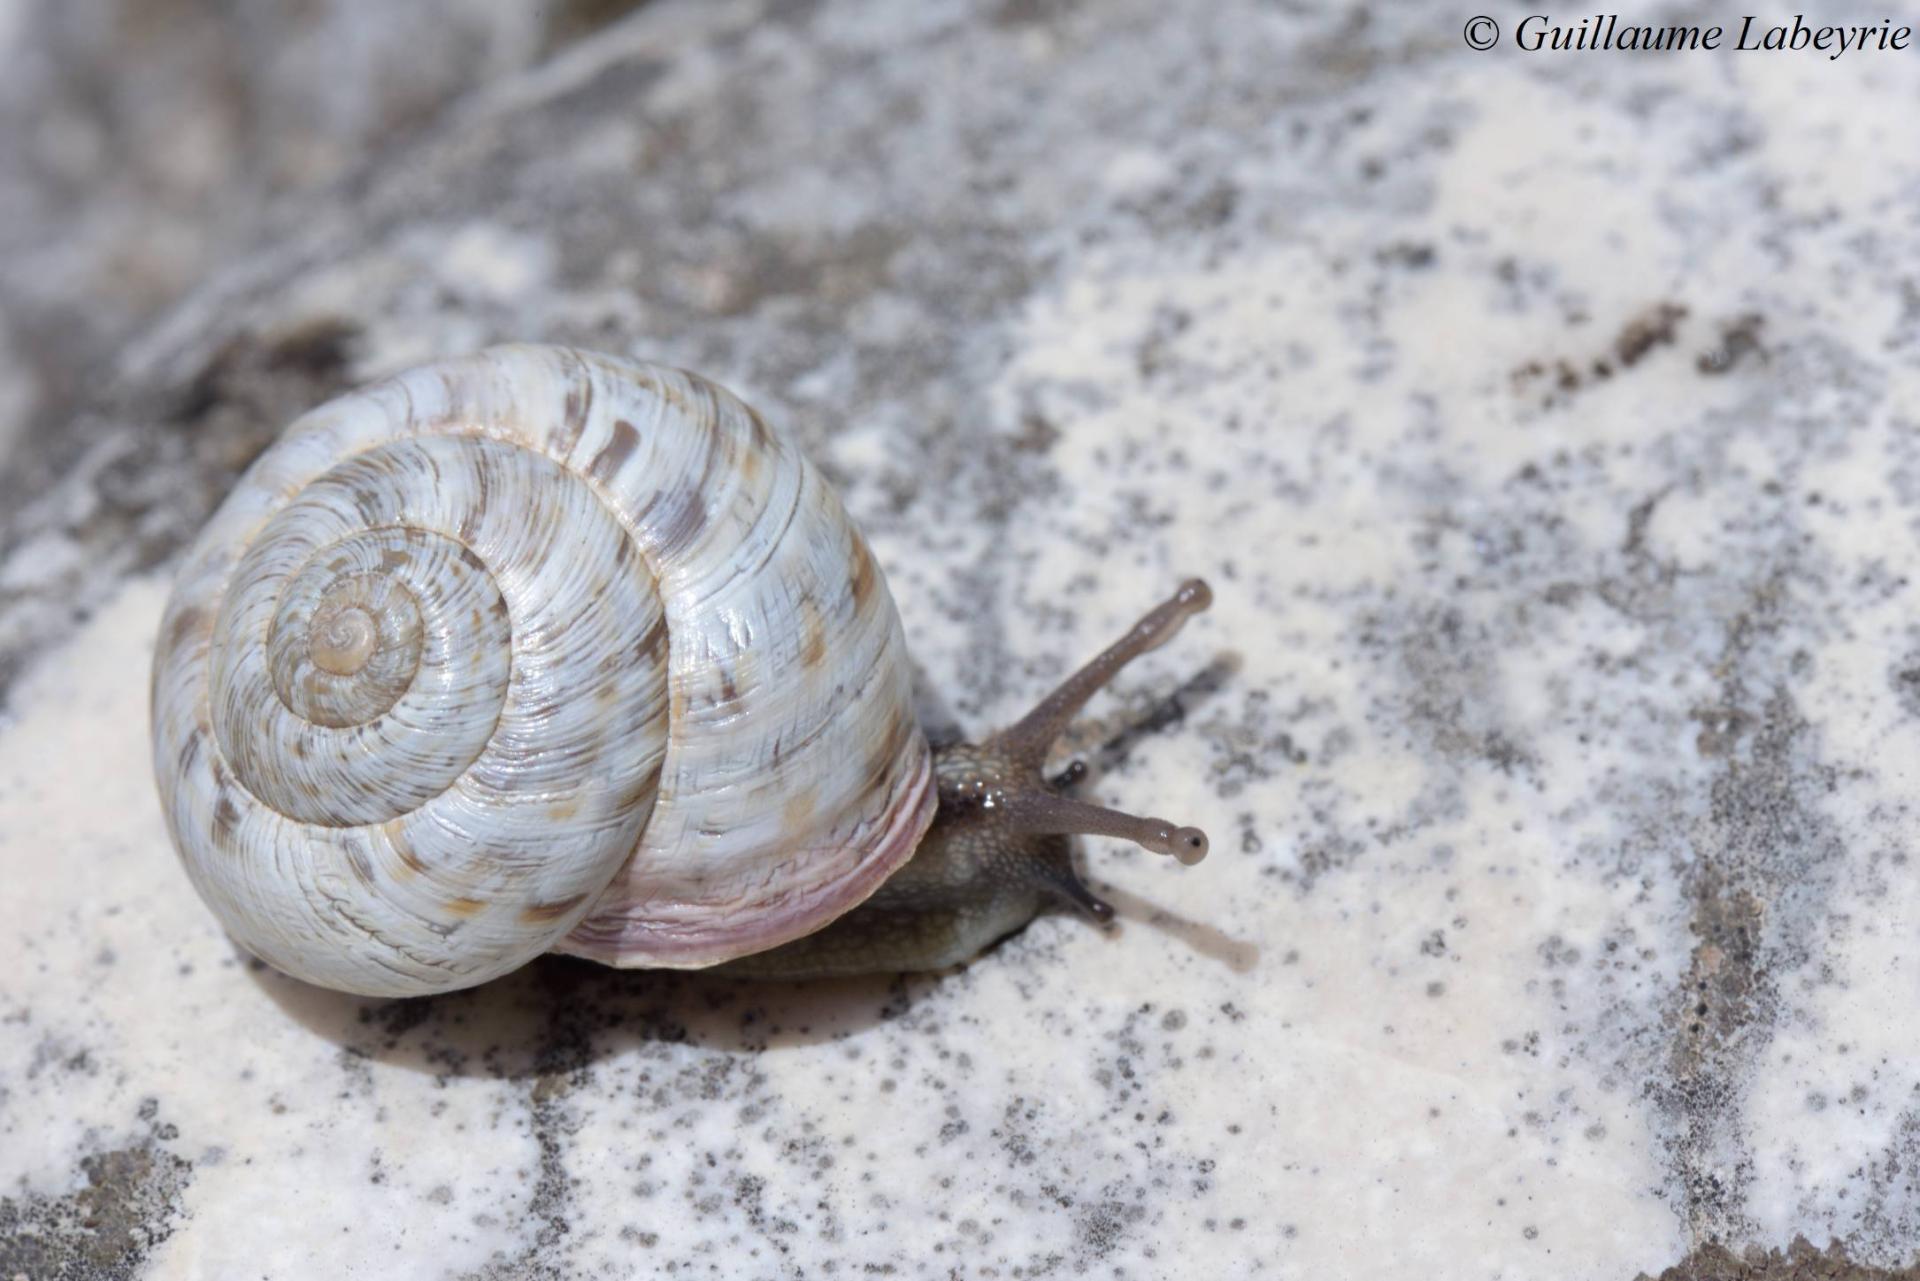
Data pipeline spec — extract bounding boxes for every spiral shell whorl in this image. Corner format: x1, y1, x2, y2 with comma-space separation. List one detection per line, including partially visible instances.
152, 345, 934, 996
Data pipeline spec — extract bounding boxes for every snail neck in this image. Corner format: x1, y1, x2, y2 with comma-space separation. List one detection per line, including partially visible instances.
715, 582, 1213, 981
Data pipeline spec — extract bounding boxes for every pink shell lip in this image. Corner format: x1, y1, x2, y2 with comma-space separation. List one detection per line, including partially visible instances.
553, 746, 936, 969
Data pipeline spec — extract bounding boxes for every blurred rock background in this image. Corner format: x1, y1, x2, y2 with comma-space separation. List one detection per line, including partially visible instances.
0, 0, 1380, 715
10, 4, 1920, 1276
0, 0, 646, 477
0, 0, 669, 703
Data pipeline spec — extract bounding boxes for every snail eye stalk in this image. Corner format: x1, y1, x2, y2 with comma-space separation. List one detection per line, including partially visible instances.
988, 579, 1214, 919
998, 792, 1210, 866
991, 578, 1212, 771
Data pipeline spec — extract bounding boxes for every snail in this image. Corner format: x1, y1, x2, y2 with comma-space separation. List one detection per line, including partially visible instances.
150, 344, 1211, 997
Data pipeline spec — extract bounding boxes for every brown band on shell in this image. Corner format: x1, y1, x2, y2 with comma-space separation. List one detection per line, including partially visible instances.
588, 418, 640, 484
519, 894, 588, 925
552, 371, 595, 457
847, 537, 879, 612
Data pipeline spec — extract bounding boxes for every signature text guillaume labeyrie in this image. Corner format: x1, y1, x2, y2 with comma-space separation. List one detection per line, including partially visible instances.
1514, 14, 1912, 58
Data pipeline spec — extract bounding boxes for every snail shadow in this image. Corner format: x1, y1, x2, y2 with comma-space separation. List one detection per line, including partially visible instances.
248, 948, 921, 1081
1093, 885, 1261, 973
248, 877, 1260, 1083
248, 646, 1252, 1078
1077, 652, 1241, 774
1047, 646, 1262, 972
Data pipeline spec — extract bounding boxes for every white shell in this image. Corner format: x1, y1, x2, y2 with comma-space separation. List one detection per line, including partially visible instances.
151, 344, 935, 996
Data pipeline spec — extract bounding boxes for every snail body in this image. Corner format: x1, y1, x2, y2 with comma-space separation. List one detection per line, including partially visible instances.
151, 345, 1209, 997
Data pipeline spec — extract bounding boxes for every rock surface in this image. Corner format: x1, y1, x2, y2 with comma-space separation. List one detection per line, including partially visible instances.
5, 1, 1920, 1277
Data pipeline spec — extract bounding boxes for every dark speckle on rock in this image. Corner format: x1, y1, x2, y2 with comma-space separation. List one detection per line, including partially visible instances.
0, 1146, 191, 1281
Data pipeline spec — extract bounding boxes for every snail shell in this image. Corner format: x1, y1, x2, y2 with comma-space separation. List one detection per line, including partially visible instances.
150, 344, 935, 997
